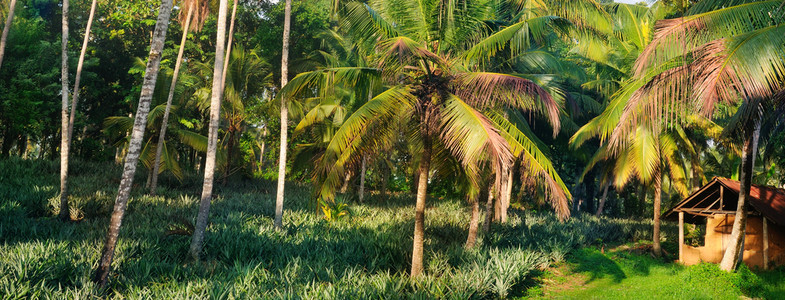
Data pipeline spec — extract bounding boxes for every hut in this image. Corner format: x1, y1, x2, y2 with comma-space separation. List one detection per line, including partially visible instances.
663, 177, 785, 269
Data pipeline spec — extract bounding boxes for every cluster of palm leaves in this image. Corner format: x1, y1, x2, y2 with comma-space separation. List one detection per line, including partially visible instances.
282, 0, 785, 275
281, 0, 685, 276
573, 0, 785, 268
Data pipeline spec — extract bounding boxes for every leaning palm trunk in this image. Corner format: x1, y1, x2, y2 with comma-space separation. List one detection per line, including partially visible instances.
652, 171, 663, 256
720, 118, 762, 271
189, 0, 229, 260
58, 0, 70, 222
150, 3, 194, 196
410, 141, 431, 277
0, 0, 17, 70
465, 194, 480, 249
66, 0, 98, 141
92, 0, 173, 286
273, 0, 292, 229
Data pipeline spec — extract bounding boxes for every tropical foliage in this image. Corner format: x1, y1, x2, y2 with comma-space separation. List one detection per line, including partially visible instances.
0, 0, 784, 297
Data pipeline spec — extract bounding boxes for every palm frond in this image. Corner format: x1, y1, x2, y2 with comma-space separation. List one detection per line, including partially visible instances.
464, 16, 569, 63
172, 128, 208, 152
315, 86, 416, 200
487, 110, 571, 220
439, 94, 513, 189
453, 72, 560, 135
634, 0, 782, 76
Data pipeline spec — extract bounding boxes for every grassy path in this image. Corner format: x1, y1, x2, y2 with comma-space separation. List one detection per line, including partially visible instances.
527, 245, 785, 299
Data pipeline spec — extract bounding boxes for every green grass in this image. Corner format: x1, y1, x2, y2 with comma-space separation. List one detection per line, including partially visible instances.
530, 247, 785, 299
9, 158, 779, 299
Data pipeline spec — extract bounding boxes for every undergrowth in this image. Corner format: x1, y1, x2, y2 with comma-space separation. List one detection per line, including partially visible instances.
1, 158, 677, 298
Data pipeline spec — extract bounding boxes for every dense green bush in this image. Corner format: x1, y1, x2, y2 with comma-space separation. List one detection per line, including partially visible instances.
0, 159, 675, 298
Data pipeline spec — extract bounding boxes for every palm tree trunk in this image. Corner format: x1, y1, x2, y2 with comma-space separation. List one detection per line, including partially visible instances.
595, 181, 610, 217
58, 0, 70, 222
220, 0, 237, 93
340, 171, 351, 193
410, 141, 431, 278
500, 166, 513, 222
638, 184, 646, 217
257, 140, 265, 171
493, 184, 502, 222
359, 155, 367, 203
381, 153, 390, 199
189, 0, 229, 260
720, 118, 762, 271
690, 145, 703, 192
653, 172, 663, 257
150, 3, 194, 196
0, 0, 17, 70
465, 194, 480, 249
273, 0, 292, 230
92, 0, 173, 286
483, 188, 494, 232
66, 0, 98, 142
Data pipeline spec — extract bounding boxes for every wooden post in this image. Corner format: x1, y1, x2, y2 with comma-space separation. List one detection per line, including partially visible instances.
763, 217, 769, 270
679, 211, 684, 263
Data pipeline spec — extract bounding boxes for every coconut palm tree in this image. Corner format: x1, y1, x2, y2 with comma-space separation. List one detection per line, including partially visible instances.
274, 0, 293, 229
0, 0, 17, 70
283, 0, 574, 277
568, 1, 687, 255
189, 0, 229, 261
150, 0, 209, 195
608, 0, 785, 271
93, 0, 175, 286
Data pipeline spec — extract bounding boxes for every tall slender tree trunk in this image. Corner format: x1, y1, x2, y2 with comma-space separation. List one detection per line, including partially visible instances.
58, 0, 71, 222
359, 155, 367, 203
0, 0, 16, 70
66, 0, 98, 142
92, 0, 173, 286
381, 154, 389, 199
273, 0, 292, 229
483, 188, 494, 232
410, 141, 431, 277
340, 171, 351, 193
690, 146, 703, 193
500, 166, 513, 222
720, 118, 762, 271
220, 0, 237, 94
653, 172, 663, 257
150, 3, 194, 196
189, 0, 229, 260
595, 181, 610, 217
465, 194, 480, 249
257, 140, 265, 171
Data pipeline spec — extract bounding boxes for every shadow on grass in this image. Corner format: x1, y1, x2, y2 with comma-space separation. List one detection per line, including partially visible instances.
569, 248, 627, 283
